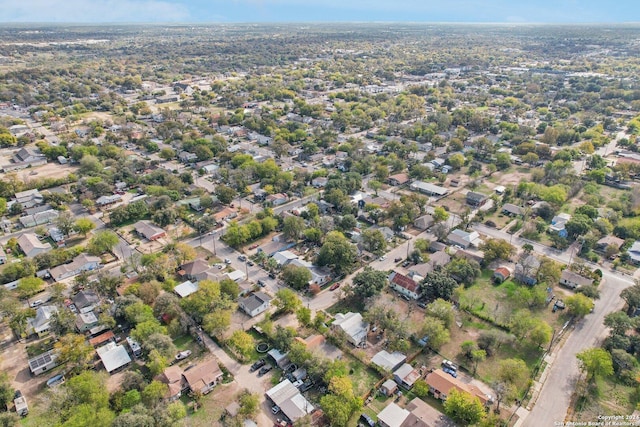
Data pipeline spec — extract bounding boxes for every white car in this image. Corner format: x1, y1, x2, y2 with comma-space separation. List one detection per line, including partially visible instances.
175, 350, 192, 360
29, 299, 43, 308
379, 256, 386, 261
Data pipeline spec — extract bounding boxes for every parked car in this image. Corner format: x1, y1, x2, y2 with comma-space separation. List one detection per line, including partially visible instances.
258, 365, 273, 376
224, 258, 231, 264
299, 381, 314, 392
417, 302, 427, 309
443, 367, 457, 378
401, 260, 411, 267
29, 300, 43, 308
379, 255, 386, 261
257, 280, 266, 287
250, 358, 266, 372
292, 379, 304, 388
394, 257, 402, 263
442, 360, 457, 372
175, 350, 192, 360
238, 255, 247, 261
271, 405, 280, 414
14, 390, 22, 399
401, 294, 411, 301
359, 413, 375, 427
329, 283, 341, 291
247, 260, 254, 266
249, 244, 258, 250
268, 272, 276, 279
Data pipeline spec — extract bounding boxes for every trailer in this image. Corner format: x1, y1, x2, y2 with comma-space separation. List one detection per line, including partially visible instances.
14, 396, 28, 416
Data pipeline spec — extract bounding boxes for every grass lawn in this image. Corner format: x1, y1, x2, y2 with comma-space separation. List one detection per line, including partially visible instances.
573, 377, 637, 422
345, 354, 383, 397
484, 212, 515, 229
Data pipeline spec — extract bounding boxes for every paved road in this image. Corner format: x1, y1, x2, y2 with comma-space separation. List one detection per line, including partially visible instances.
471, 223, 636, 425
524, 270, 633, 427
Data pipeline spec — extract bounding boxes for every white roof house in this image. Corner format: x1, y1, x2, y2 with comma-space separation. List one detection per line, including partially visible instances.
447, 229, 482, 249
17, 233, 51, 258
27, 305, 58, 336
372, 350, 407, 372
272, 250, 298, 266
174, 280, 199, 298
377, 402, 411, 427
332, 312, 369, 347
96, 342, 132, 373
266, 379, 314, 423
226, 270, 246, 282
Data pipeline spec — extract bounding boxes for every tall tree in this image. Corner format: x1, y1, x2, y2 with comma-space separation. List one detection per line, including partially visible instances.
443, 389, 485, 426
576, 348, 613, 382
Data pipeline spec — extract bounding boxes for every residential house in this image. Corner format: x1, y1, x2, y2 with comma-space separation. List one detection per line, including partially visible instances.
447, 229, 482, 249
293, 334, 342, 360
265, 379, 315, 423
178, 151, 197, 163
550, 213, 571, 238
388, 173, 410, 186
409, 251, 451, 280
377, 402, 411, 427
596, 235, 625, 253
410, 181, 448, 197
288, 258, 331, 286
174, 280, 199, 298
405, 397, 450, 426
372, 350, 407, 372
429, 241, 447, 253
89, 331, 115, 348
502, 203, 524, 216
238, 292, 271, 317
380, 379, 398, 396
183, 358, 223, 395
26, 305, 58, 337
17, 233, 51, 258
628, 241, 640, 265
12, 147, 47, 168
133, 220, 166, 241
266, 193, 289, 206
426, 369, 491, 406
332, 312, 369, 347
178, 259, 211, 281
49, 254, 101, 282
394, 363, 421, 389
73, 290, 101, 314
514, 255, 541, 285
212, 207, 237, 223
466, 191, 488, 207
96, 342, 132, 374
14, 189, 44, 209
28, 350, 58, 376
311, 177, 328, 188
388, 272, 420, 300
493, 267, 512, 283
560, 270, 594, 290
19, 209, 59, 228
226, 270, 246, 282
75, 311, 99, 332
156, 365, 186, 401
413, 214, 434, 230
96, 194, 122, 207
272, 250, 298, 266
377, 226, 395, 242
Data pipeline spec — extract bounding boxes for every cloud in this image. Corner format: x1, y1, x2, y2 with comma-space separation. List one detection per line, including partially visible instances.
0, 0, 191, 22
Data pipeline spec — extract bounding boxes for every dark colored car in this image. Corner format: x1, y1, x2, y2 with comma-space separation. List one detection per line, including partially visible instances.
329, 283, 341, 291
250, 358, 266, 372
359, 413, 375, 427
258, 365, 273, 376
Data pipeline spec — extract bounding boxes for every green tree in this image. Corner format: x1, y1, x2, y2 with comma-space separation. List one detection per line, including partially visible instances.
480, 238, 515, 264
282, 264, 312, 290
319, 394, 352, 427
0, 372, 14, 411
565, 294, 594, 317
142, 333, 177, 360
421, 270, 458, 301
621, 284, 640, 314
316, 231, 357, 275
87, 230, 119, 255
55, 210, 75, 236
215, 184, 236, 205
361, 229, 386, 256
419, 317, 450, 350
282, 216, 306, 241
274, 288, 301, 314
238, 391, 260, 418
228, 330, 255, 361
349, 267, 388, 300
529, 319, 553, 348
17, 276, 44, 298
495, 152, 512, 170
202, 310, 232, 338
425, 299, 455, 329
448, 153, 465, 170
446, 258, 481, 287
73, 218, 96, 237
297, 306, 312, 326
444, 389, 486, 426
142, 380, 168, 405
576, 348, 614, 382
433, 206, 449, 223
223, 222, 250, 248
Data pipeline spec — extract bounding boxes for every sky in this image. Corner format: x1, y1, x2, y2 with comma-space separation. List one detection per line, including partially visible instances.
0, 0, 637, 24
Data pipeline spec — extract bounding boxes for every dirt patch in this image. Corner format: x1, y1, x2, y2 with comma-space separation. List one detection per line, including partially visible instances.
17, 163, 78, 182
